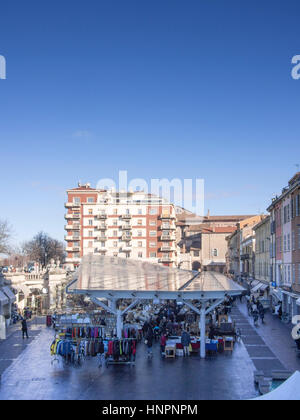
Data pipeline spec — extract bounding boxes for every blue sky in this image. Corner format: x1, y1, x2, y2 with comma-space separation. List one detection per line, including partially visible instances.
0, 0, 300, 245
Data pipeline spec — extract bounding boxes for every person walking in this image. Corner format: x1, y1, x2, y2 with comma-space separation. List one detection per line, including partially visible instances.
160, 333, 167, 357
258, 304, 265, 324
253, 309, 259, 327
21, 318, 29, 339
181, 329, 191, 357
146, 327, 153, 358
97, 338, 105, 367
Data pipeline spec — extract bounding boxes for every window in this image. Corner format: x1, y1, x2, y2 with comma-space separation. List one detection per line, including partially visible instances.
138, 230, 143, 237
149, 242, 156, 248
194, 251, 200, 257
88, 231, 93, 237
87, 197, 94, 203
138, 241, 143, 247
137, 219, 143, 225
113, 209, 118, 215
113, 230, 118, 237
150, 252, 157, 258
113, 220, 118, 226
149, 220, 156, 226
138, 252, 143, 258
113, 241, 118, 247
138, 209, 142, 215
88, 241, 93, 248
212, 249, 218, 257
101, 242, 105, 247
149, 208, 157, 215
88, 219, 93, 226
287, 234, 290, 252
73, 197, 80, 204
88, 209, 93, 215
149, 231, 157, 237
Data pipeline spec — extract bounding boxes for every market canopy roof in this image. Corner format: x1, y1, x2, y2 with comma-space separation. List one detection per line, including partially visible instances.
67, 255, 245, 300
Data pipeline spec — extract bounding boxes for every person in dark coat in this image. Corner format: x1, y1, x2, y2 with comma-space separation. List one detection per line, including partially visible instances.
21, 318, 29, 339
146, 328, 153, 358
181, 329, 191, 356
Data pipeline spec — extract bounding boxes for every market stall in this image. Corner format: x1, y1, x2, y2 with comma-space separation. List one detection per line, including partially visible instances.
66, 255, 244, 358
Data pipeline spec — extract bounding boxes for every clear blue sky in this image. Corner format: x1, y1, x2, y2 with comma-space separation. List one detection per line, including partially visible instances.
0, 0, 300, 245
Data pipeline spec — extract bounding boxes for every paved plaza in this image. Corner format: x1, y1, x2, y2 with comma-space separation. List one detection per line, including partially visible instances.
0, 303, 299, 400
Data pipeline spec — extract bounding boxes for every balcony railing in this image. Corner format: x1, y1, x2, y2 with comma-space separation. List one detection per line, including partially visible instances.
160, 246, 175, 252
158, 257, 174, 263
160, 233, 175, 241
159, 214, 176, 220
65, 224, 80, 230
65, 213, 80, 219
64, 235, 80, 241
121, 214, 132, 219
97, 214, 107, 219
65, 202, 80, 208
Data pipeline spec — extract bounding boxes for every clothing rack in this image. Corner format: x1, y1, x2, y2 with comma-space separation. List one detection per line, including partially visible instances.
105, 338, 137, 367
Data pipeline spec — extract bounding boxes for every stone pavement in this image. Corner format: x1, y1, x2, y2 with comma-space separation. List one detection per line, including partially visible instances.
238, 302, 300, 373
0, 325, 258, 400
0, 304, 299, 400
0, 317, 44, 377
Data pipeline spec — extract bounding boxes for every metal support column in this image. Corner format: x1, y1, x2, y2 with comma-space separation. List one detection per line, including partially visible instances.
200, 306, 206, 359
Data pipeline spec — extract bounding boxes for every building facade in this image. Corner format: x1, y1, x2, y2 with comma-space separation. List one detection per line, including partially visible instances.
65, 184, 177, 269
267, 172, 300, 317
253, 216, 271, 285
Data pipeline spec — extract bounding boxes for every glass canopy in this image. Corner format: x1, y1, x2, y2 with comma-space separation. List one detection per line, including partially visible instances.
67, 255, 244, 296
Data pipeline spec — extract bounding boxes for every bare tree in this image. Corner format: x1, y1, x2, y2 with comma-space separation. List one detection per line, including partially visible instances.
22, 231, 65, 268
0, 219, 12, 254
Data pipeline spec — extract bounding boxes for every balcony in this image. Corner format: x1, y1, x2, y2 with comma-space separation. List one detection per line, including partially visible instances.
122, 224, 131, 230
65, 202, 80, 208
65, 224, 80, 230
159, 223, 176, 230
64, 235, 80, 241
159, 213, 176, 220
97, 214, 107, 219
121, 214, 132, 219
65, 257, 81, 263
95, 235, 107, 241
65, 213, 80, 220
119, 245, 132, 252
95, 224, 107, 231
122, 234, 132, 241
160, 233, 175, 241
160, 245, 175, 252
159, 257, 174, 263
66, 246, 80, 252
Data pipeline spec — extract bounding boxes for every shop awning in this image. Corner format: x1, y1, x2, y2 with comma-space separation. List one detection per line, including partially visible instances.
271, 288, 283, 302
251, 283, 262, 293
2, 286, 16, 303
0, 290, 9, 305
67, 255, 245, 300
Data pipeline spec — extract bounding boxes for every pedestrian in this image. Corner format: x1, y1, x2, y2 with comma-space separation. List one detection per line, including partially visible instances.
181, 329, 191, 357
253, 310, 259, 327
146, 327, 153, 358
97, 338, 105, 367
21, 318, 29, 339
259, 306, 265, 324
160, 333, 167, 357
